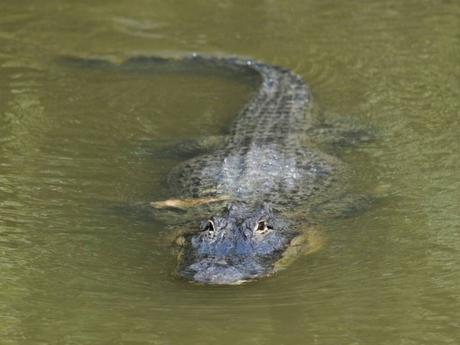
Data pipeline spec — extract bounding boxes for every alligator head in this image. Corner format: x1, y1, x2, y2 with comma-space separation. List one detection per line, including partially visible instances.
175, 203, 298, 285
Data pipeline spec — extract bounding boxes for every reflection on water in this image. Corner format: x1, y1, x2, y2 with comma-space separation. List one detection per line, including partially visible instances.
0, 0, 459, 344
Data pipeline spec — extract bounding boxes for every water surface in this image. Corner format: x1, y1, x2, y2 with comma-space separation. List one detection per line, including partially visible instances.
1, 1, 459, 344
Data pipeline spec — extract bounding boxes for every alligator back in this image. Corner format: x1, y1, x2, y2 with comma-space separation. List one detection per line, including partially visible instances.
165, 55, 341, 208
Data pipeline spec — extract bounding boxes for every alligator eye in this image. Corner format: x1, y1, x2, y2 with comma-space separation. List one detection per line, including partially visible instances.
255, 220, 269, 233
204, 220, 216, 233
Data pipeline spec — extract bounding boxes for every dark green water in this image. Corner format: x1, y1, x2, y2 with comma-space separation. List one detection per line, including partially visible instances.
1, 1, 459, 344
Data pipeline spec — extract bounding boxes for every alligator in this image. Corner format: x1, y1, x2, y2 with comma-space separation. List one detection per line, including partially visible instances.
146, 54, 373, 285
60, 54, 372, 285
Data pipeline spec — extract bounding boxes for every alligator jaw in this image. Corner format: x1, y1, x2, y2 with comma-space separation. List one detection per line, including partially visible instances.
177, 256, 266, 285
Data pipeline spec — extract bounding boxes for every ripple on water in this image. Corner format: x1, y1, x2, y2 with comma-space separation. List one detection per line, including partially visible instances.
1, 2, 460, 342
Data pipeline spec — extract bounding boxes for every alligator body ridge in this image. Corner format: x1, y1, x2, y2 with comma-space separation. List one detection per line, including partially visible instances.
166, 55, 340, 208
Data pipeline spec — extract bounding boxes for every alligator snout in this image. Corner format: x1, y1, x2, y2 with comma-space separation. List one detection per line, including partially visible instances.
182, 257, 260, 285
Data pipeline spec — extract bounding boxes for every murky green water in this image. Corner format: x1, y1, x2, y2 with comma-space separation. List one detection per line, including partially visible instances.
1, 0, 459, 344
